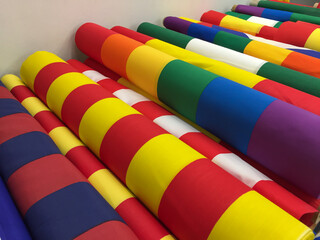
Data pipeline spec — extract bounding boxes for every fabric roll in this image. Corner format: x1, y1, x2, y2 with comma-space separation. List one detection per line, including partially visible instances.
75, 23, 320, 200
0, 81, 137, 240
1, 74, 173, 240
163, 17, 320, 79
70, 58, 318, 225
20, 50, 314, 240
179, 16, 320, 59
234, 4, 320, 25
132, 23, 320, 115
226, 11, 283, 28
0, 175, 31, 240
270, 0, 315, 7
251, 0, 320, 17
201, 10, 320, 51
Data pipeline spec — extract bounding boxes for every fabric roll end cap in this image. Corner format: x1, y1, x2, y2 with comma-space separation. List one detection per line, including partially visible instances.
250, 0, 259, 7
231, 5, 237, 12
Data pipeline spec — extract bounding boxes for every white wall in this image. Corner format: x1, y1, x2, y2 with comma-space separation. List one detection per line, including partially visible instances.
0, 0, 249, 77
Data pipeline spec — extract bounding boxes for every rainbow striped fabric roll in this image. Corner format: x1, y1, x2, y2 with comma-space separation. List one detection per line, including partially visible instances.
1, 74, 173, 240
72, 58, 319, 226
226, 11, 283, 27
20, 50, 314, 240
181, 15, 320, 59
75, 23, 320, 200
270, 0, 315, 8
140, 21, 320, 98
132, 22, 320, 115
0, 81, 137, 240
251, 0, 320, 17
0, 174, 31, 240
163, 17, 320, 77
201, 10, 320, 51
233, 4, 320, 25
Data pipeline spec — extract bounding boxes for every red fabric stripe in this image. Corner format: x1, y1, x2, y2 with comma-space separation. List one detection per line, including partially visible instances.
253, 180, 317, 226
61, 84, 114, 135
66, 146, 105, 178
75, 23, 116, 64
34, 62, 76, 104
33, 111, 65, 133
7, 154, 87, 215
0, 86, 15, 99
0, 113, 45, 145
112, 26, 155, 44
257, 26, 278, 39
158, 159, 250, 240
274, 21, 315, 47
10, 85, 34, 102
74, 220, 138, 240
116, 197, 169, 240
100, 114, 167, 183
99, 79, 125, 93
253, 79, 320, 116
201, 10, 225, 26
84, 58, 122, 81
133, 101, 173, 121
180, 132, 230, 159
67, 59, 91, 72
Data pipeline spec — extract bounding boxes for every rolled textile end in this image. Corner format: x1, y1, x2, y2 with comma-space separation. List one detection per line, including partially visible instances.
250, 0, 260, 7
231, 5, 237, 12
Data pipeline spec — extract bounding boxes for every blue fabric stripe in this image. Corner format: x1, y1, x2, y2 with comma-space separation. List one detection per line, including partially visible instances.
0, 131, 61, 181
289, 48, 320, 59
0, 99, 29, 118
25, 182, 124, 240
210, 24, 250, 38
261, 8, 293, 22
196, 77, 276, 153
188, 23, 220, 42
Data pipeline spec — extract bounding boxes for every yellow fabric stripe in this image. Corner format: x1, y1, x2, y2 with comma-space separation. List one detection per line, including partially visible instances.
220, 15, 263, 36
146, 39, 264, 88
126, 45, 176, 98
48, 126, 84, 155
79, 97, 140, 156
20, 51, 66, 91
21, 97, 49, 116
160, 235, 177, 240
88, 169, 134, 209
46, 72, 97, 118
179, 17, 201, 23
244, 40, 291, 65
208, 191, 314, 240
118, 77, 221, 142
126, 134, 204, 215
305, 29, 320, 52
1, 74, 25, 91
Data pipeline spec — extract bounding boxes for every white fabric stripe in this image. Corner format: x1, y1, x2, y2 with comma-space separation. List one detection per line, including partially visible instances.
247, 16, 279, 27
113, 88, 149, 106
83, 70, 107, 82
248, 35, 309, 50
212, 153, 271, 188
153, 115, 199, 138
186, 38, 267, 74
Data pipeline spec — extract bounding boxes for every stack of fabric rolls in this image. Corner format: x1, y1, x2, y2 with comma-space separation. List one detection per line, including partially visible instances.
0, 0, 320, 239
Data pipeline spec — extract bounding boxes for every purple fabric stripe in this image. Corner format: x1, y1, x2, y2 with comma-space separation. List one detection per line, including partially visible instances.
235, 5, 264, 17
163, 16, 191, 34
247, 99, 320, 199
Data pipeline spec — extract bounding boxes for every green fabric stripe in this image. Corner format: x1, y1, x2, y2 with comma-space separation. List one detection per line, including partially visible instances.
225, 11, 251, 20
157, 59, 218, 122
257, 62, 320, 98
273, 21, 283, 28
257, 0, 320, 17
290, 12, 320, 25
213, 31, 252, 53
137, 22, 193, 49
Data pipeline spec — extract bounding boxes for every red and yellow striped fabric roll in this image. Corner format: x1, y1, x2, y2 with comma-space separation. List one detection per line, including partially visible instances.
1, 74, 174, 240
69, 58, 318, 226
20, 51, 313, 239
